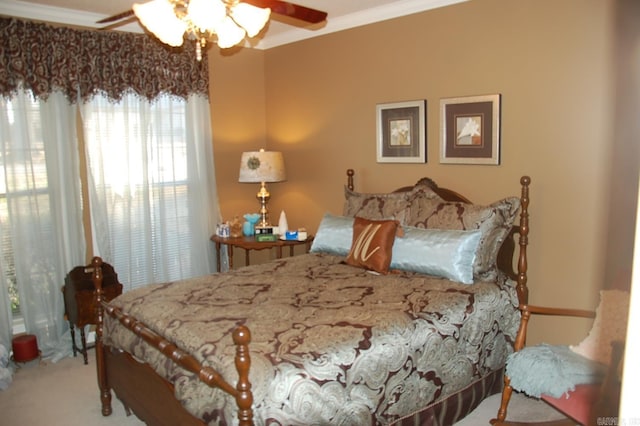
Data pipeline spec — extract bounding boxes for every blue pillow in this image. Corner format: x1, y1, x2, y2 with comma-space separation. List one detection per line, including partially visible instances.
311, 214, 481, 284
390, 227, 481, 284
310, 213, 354, 256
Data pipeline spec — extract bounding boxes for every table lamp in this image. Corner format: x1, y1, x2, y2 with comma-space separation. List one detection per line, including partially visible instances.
238, 149, 286, 228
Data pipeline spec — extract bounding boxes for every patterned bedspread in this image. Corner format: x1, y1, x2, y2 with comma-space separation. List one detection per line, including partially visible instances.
103, 252, 520, 425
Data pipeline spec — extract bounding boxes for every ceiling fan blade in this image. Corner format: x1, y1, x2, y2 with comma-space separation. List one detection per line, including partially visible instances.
96, 9, 135, 24
95, 0, 327, 26
242, 0, 327, 24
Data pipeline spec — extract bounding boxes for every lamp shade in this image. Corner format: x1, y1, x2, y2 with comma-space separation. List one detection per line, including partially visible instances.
238, 150, 286, 183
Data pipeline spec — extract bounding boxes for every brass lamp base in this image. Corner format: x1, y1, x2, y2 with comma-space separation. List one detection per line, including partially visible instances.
256, 181, 271, 228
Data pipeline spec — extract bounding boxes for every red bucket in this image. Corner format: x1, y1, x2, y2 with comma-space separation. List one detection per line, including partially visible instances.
12, 334, 39, 363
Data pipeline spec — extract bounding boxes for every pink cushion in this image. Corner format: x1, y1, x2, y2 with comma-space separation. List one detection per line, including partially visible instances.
541, 383, 599, 424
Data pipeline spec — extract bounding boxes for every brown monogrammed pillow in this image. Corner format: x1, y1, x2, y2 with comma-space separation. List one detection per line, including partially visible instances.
406, 196, 521, 281
346, 217, 402, 274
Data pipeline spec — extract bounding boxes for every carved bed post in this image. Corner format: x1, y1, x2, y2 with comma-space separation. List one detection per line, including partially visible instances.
492, 176, 532, 426
347, 169, 354, 191
92, 256, 112, 416
232, 326, 254, 426
516, 176, 531, 306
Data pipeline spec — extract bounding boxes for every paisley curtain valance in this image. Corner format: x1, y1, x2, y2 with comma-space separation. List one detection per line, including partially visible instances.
0, 16, 209, 103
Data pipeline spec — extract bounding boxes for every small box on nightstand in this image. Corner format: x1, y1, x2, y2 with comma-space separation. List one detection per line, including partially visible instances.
255, 226, 274, 235
256, 234, 278, 242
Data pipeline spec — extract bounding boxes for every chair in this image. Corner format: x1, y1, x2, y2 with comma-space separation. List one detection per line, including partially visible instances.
491, 289, 629, 425
62, 261, 122, 364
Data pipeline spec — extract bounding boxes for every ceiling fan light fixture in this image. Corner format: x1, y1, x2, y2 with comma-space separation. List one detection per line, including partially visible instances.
99, 1, 327, 60
187, 0, 226, 33
230, 3, 271, 38
133, 0, 187, 47
215, 15, 246, 48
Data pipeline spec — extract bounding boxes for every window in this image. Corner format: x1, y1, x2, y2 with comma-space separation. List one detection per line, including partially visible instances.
0, 93, 50, 315
0, 90, 217, 353
0, 15, 216, 354
82, 94, 215, 290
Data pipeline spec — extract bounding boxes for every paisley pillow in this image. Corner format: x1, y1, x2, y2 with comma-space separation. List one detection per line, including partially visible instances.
343, 186, 410, 224
343, 179, 444, 224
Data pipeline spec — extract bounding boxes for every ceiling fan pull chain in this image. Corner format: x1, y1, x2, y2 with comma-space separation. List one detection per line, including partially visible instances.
196, 38, 202, 61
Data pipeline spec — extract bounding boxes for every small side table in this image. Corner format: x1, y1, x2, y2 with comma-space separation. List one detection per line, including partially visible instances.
62, 262, 122, 364
210, 235, 314, 272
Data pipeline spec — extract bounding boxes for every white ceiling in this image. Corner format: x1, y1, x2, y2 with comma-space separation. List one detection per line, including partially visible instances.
0, 0, 467, 49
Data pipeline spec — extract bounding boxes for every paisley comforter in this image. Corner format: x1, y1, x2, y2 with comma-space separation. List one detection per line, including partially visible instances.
103, 252, 520, 425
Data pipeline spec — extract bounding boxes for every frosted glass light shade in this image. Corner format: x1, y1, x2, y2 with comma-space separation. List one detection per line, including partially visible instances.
188, 0, 226, 33
133, 0, 271, 53
133, 0, 187, 47
215, 16, 246, 48
238, 150, 286, 183
231, 3, 270, 38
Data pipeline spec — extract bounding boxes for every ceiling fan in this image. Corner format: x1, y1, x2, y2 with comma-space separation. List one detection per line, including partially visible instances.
97, 0, 327, 54
97, 0, 327, 27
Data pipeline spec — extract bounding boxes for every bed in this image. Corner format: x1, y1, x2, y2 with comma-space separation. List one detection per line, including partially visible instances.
93, 169, 531, 425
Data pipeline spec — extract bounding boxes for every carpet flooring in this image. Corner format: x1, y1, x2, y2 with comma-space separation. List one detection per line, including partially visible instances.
0, 354, 567, 425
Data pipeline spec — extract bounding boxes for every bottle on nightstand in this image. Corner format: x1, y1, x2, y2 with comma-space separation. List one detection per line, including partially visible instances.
278, 210, 289, 236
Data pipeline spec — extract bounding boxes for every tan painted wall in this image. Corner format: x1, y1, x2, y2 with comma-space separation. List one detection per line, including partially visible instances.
209, 47, 268, 219
209, 0, 634, 345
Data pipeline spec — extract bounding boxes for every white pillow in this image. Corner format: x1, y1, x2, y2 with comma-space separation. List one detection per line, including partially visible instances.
570, 289, 630, 365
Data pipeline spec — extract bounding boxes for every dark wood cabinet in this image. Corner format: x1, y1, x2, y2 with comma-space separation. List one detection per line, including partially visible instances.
62, 262, 122, 364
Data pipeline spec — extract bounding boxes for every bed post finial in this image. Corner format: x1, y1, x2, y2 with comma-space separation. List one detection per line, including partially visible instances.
233, 325, 254, 426
347, 169, 354, 191
517, 176, 531, 305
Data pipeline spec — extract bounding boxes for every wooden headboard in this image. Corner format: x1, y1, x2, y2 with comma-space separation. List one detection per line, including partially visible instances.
347, 169, 471, 202
345, 169, 531, 305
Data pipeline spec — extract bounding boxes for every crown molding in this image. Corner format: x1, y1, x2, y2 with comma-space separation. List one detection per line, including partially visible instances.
253, 0, 468, 50
0, 0, 467, 50
0, 0, 142, 33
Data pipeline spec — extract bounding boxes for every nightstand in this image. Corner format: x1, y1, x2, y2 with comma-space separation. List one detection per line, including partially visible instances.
62, 262, 122, 364
210, 235, 314, 272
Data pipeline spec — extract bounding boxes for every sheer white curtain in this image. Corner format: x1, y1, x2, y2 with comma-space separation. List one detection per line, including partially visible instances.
0, 91, 85, 355
81, 93, 220, 289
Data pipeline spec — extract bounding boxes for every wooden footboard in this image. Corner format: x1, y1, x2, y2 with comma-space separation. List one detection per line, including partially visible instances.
92, 256, 254, 425
103, 345, 206, 425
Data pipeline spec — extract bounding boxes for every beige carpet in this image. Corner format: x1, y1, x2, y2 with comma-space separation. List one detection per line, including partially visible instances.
0, 353, 567, 425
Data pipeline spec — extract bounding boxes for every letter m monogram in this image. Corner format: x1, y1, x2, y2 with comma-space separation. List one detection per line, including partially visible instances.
350, 224, 382, 262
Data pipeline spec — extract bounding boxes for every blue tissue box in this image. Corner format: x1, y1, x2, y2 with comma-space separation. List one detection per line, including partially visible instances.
284, 231, 298, 240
